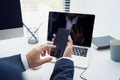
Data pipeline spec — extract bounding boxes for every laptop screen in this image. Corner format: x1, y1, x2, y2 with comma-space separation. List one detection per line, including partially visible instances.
47, 11, 95, 47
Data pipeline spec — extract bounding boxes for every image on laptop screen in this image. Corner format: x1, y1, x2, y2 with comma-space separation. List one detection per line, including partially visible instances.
47, 11, 95, 47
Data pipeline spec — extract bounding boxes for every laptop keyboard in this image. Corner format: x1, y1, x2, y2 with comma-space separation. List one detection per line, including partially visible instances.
73, 47, 88, 57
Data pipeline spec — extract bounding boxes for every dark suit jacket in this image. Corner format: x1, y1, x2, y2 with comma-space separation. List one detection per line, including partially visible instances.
50, 58, 74, 80
0, 54, 74, 80
0, 54, 25, 80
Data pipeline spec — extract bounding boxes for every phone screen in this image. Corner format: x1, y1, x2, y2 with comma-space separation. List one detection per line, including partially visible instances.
50, 28, 70, 58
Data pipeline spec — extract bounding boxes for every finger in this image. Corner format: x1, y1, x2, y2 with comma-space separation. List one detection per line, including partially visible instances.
38, 57, 52, 65
65, 35, 73, 49
38, 44, 56, 53
44, 48, 51, 55
41, 51, 46, 56
53, 34, 56, 38
68, 35, 73, 45
52, 34, 56, 42
47, 48, 51, 54
41, 48, 52, 57
52, 38, 54, 43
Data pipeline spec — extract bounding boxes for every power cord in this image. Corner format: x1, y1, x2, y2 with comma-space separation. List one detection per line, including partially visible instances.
74, 65, 90, 80
79, 68, 87, 80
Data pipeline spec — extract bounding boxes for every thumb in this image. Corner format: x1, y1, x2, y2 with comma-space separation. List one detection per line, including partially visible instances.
39, 57, 52, 65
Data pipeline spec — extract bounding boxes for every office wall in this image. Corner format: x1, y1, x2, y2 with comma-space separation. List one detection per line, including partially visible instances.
70, 0, 120, 39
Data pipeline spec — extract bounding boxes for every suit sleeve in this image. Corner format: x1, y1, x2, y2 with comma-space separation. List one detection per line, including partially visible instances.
0, 62, 23, 80
0, 54, 25, 72
50, 58, 74, 80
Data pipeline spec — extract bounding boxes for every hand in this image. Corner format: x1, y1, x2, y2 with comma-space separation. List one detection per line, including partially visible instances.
26, 44, 56, 68
63, 35, 73, 58
52, 34, 73, 58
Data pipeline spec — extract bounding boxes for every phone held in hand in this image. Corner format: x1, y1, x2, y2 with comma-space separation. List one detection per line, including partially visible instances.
50, 28, 70, 58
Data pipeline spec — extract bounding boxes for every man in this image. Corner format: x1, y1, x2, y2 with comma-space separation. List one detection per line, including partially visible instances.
0, 36, 74, 80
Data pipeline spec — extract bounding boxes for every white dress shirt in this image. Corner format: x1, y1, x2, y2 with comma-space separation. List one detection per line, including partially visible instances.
21, 54, 73, 70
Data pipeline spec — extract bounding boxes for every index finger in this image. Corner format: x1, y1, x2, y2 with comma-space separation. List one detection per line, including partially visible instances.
39, 44, 56, 52
67, 35, 73, 46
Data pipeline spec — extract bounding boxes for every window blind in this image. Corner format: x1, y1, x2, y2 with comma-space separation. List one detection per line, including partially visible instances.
64, 0, 70, 12
21, 0, 70, 12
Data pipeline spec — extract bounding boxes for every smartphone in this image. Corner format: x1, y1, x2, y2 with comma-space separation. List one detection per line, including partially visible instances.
50, 28, 70, 58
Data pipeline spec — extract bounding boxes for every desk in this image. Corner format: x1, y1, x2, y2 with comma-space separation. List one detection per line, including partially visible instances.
0, 9, 85, 79
0, 33, 85, 80
0, 10, 120, 80
1, 35, 120, 80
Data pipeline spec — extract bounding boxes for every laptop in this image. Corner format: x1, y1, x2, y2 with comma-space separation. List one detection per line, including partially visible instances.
47, 11, 95, 68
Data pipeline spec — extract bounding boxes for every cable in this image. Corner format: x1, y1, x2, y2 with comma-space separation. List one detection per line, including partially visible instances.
74, 64, 90, 80
79, 64, 91, 80
80, 68, 87, 80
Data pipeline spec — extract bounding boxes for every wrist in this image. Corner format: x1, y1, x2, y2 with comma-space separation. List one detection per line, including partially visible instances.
21, 54, 29, 70
26, 54, 32, 68
58, 57, 73, 61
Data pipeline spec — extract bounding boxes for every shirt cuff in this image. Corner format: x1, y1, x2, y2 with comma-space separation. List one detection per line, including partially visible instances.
21, 54, 29, 70
58, 57, 73, 61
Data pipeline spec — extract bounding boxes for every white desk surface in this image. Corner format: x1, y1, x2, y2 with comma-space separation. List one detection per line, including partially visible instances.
0, 10, 85, 80
0, 33, 85, 80
82, 48, 120, 80
0, 10, 120, 80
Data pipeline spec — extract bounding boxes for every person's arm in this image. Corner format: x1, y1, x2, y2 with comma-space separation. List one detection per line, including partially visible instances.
0, 44, 56, 80
0, 62, 23, 80
50, 35, 74, 80
50, 58, 74, 80
0, 44, 56, 72
0, 54, 25, 72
